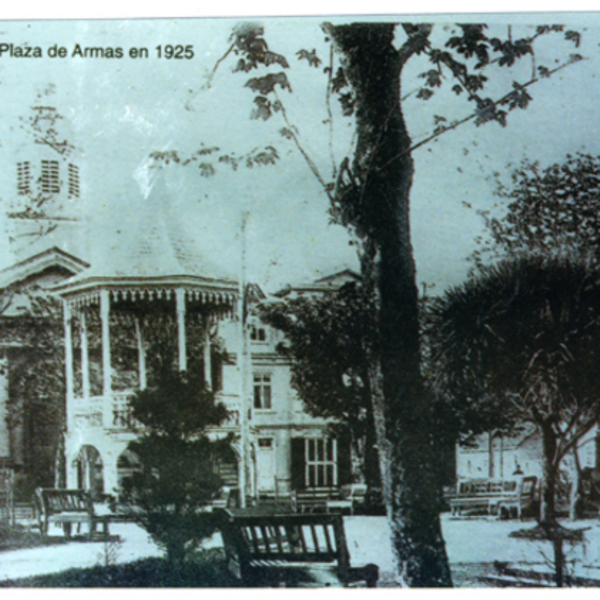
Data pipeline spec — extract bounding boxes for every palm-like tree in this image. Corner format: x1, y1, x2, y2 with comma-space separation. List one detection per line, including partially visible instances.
428, 255, 600, 524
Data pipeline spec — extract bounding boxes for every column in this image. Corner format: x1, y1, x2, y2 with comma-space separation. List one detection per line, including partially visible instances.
63, 301, 74, 405
203, 314, 212, 390
80, 309, 90, 399
100, 289, 112, 398
135, 317, 147, 390
176, 288, 187, 371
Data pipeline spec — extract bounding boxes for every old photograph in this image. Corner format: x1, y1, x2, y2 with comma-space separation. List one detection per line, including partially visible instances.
0, 11, 598, 587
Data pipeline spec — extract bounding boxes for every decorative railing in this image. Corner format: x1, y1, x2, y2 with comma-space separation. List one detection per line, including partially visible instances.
110, 392, 141, 430
71, 395, 104, 430
70, 390, 242, 432
71, 392, 139, 431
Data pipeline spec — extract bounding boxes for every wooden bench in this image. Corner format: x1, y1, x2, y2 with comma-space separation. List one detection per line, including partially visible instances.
326, 484, 367, 515
294, 487, 337, 513
450, 476, 537, 518
216, 509, 379, 587
33, 488, 111, 540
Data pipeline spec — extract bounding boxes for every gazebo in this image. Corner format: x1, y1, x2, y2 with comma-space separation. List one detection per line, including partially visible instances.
51, 192, 243, 496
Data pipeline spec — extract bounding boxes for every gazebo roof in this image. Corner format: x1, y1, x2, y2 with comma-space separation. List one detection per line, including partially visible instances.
51, 168, 239, 304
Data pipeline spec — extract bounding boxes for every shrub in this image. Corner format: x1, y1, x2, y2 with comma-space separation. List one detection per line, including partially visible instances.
121, 369, 231, 564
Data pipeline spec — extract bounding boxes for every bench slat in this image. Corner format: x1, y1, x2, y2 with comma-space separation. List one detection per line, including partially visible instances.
272, 525, 284, 553
323, 525, 334, 554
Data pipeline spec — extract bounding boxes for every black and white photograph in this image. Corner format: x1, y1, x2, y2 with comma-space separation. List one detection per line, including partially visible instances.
0, 8, 599, 587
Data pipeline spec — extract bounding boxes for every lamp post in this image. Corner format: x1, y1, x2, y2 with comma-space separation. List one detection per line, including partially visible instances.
238, 211, 252, 507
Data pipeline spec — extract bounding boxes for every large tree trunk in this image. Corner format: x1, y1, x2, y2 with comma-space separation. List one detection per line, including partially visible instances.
540, 423, 559, 524
363, 383, 383, 491
329, 23, 452, 587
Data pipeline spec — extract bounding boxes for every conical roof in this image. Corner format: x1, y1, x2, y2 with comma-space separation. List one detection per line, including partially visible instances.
52, 164, 238, 298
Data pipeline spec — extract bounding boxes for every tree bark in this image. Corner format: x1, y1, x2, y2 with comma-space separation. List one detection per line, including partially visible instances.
569, 446, 582, 521
488, 431, 495, 478
540, 422, 559, 525
363, 381, 384, 491
329, 23, 452, 587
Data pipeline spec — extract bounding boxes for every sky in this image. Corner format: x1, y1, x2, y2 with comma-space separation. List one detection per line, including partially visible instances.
0, 12, 599, 293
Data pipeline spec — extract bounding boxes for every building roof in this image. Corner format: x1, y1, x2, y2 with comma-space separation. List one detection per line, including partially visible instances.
274, 268, 360, 297
0, 246, 90, 289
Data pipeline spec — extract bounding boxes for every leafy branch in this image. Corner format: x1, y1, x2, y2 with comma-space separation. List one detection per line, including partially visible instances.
380, 53, 585, 173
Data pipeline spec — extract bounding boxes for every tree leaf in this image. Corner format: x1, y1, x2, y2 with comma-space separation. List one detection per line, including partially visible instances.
245, 72, 292, 95
296, 48, 322, 67
565, 30, 581, 48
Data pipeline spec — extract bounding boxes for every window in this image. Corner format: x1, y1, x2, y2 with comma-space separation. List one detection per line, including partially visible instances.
305, 438, 337, 488
250, 325, 267, 342
291, 436, 350, 491
41, 160, 60, 193
258, 438, 273, 448
68, 163, 80, 198
17, 161, 31, 195
253, 374, 272, 409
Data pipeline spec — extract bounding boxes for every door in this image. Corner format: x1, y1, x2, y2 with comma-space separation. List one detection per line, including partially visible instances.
256, 437, 276, 493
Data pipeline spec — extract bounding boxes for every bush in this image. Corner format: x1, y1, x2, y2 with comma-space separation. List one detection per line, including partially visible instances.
121, 370, 231, 564
0, 549, 242, 587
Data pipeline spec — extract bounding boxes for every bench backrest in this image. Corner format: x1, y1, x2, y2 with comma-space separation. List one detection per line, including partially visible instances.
519, 476, 537, 501
217, 510, 351, 575
35, 488, 93, 515
456, 476, 536, 500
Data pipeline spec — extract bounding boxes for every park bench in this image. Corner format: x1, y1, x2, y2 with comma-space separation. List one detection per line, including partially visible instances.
450, 476, 537, 519
33, 488, 111, 540
216, 509, 379, 587
294, 487, 337, 513
326, 484, 367, 515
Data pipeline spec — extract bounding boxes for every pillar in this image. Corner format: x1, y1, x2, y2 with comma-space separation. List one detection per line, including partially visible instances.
176, 288, 187, 371
64, 437, 79, 489
203, 314, 212, 390
135, 317, 147, 390
103, 449, 119, 497
100, 289, 112, 397
63, 301, 74, 405
80, 309, 90, 399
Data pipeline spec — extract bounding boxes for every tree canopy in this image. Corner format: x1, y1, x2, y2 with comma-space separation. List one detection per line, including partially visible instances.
471, 153, 600, 270
259, 282, 381, 487
429, 255, 600, 522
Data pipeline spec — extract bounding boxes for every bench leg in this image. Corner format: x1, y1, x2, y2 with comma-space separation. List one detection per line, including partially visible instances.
347, 564, 379, 587
63, 522, 73, 538
95, 518, 110, 539
364, 564, 379, 587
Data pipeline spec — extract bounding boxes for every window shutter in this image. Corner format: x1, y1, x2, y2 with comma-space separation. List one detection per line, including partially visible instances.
291, 438, 306, 491
337, 431, 352, 486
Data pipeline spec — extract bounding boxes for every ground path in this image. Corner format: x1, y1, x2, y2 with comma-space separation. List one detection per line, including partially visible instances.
2, 514, 600, 584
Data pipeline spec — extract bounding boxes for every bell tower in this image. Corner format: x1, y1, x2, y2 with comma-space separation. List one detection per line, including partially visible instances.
10, 104, 82, 254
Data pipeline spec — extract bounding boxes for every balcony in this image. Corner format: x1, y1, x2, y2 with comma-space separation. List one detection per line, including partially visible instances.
70, 391, 242, 433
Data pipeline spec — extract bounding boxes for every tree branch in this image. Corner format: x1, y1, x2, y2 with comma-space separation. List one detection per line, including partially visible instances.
202, 43, 235, 90
326, 43, 337, 181
274, 90, 333, 201
379, 55, 585, 173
